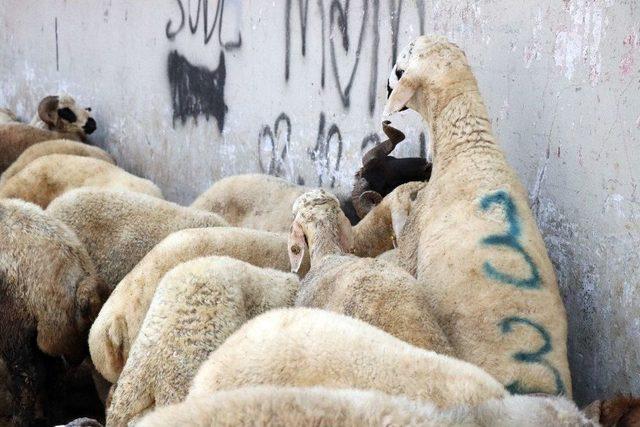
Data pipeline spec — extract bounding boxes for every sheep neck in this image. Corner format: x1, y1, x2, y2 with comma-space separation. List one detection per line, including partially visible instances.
428, 91, 505, 176
352, 202, 393, 257
307, 225, 345, 264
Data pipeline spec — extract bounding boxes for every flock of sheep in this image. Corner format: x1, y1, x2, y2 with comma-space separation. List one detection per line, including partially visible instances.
0, 35, 637, 427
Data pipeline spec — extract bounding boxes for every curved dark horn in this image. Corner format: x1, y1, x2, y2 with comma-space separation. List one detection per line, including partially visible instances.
382, 120, 405, 142
361, 121, 406, 166
351, 176, 371, 219
37, 95, 59, 126
358, 191, 383, 217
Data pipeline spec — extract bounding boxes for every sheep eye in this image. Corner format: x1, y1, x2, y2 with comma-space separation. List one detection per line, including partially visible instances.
395, 68, 404, 80
85, 107, 92, 112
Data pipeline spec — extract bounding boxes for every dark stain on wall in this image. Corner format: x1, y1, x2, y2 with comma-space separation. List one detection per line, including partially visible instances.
167, 50, 228, 132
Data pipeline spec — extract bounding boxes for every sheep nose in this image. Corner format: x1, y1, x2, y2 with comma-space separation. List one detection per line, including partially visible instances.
83, 117, 97, 134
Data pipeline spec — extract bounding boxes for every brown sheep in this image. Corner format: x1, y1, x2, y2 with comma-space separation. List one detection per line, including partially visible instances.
46, 189, 228, 291
0, 154, 162, 208
583, 395, 640, 427
0, 139, 115, 186
0, 199, 107, 426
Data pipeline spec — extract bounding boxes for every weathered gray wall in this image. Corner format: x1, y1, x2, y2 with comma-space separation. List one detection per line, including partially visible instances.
0, 0, 638, 404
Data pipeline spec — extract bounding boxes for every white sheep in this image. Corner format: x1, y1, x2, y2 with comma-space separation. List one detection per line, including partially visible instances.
29, 95, 96, 138
138, 386, 597, 427
189, 308, 506, 409
192, 174, 423, 258
0, 96, 96, 174
289, 189, 452, 354
106, 256, 299, 426
0, 154, 162, 207
89, 226, 306, 383
191, 173, 318, 232
384, 35, 571, 396
46, 189, 228, 291
0, 139, 115, 185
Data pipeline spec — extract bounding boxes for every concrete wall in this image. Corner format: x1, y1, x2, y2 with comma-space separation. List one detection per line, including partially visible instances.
1, 0, 638, 404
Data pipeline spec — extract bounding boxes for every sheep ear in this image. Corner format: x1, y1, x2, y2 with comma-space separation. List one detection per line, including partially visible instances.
338, 214, 355, 252
383, 76, 417, 117
104, 316, 127, 379
37, 96, 60, 126
358, 191, 383, 216
288, 220, 307, 273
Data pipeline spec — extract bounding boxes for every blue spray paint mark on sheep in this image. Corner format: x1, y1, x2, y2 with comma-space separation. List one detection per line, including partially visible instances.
479, 191, 541, 289
500, 317, 566, 395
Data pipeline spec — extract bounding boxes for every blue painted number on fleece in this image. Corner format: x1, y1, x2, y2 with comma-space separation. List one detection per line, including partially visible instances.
479, 190, 541, 289
500, 317, 566, 395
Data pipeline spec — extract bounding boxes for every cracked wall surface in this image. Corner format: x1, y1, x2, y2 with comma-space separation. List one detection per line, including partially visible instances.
0, 0, 638, 404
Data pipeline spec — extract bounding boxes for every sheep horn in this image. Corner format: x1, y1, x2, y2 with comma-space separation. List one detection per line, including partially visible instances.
351, 175, 371, 219
361, 120, 405, 166
37, 95, 59, 126
357, 191, 383, 217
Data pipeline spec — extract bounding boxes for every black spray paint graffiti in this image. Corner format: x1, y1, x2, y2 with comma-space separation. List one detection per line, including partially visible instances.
258, 113, 292, 178
329, 0, 369, 109
284, 0, 425, 116
167, 50, 228, 132
310, 112, 343, 187
166, 0, 241, 49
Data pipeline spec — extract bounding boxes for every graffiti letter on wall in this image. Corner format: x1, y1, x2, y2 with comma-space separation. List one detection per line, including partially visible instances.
258, 113, 293, 179
166, 0, 241, 50
167, 50, 228, 132
310, 112, 343, 187
329, 0, 369, 108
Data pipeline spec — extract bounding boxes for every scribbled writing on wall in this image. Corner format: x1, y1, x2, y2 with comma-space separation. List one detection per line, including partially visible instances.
166, 0, 241, 49
258, 113, 293, 179
258, 112, 423, 188
479, 190, 541, 289
285, 0, 428, 116
499, 317, 566, 395
167, 50, 228, 132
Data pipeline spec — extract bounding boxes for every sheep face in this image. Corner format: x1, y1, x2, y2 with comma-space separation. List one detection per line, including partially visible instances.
288, 189, 353, 272
384, 35, 473, 121
37, 96, 96, 136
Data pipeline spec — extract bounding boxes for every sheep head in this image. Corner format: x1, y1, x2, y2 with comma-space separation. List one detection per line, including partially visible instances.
288, 189, 354, 272
383, 35, 477, 122
352, 122, 431, 219
352, 121, 404, 218
37, 95, 97, 137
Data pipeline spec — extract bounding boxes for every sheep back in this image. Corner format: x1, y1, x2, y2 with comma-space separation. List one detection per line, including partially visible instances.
46, 189, 228, 291
89, 226, 303, 383
189, 308, 506, 409
0, 139, 115, 185
106, 256, 298, 426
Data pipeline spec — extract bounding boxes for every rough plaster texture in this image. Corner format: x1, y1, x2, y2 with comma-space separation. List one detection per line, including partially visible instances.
0, 0, 638, 405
